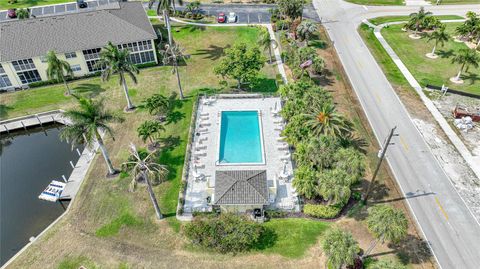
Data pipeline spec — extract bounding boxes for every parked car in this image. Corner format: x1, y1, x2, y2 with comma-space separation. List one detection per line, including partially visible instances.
7, 9, 16, 19
217, 12, 226, 23
77, 0, 88, 8
227, 12, 237, 23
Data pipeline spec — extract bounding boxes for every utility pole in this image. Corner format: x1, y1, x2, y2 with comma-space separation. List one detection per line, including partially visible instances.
363, 126, 398, 204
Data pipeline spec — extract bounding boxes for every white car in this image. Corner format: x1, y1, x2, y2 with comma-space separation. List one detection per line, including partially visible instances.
227, 12, 237, 23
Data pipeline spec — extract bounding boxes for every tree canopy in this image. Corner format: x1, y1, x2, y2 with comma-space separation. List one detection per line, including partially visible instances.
214, 43, 265, 89
322, 228, 359, 269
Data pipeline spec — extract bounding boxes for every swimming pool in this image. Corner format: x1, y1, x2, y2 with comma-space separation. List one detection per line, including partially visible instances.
218, 111, 264, 164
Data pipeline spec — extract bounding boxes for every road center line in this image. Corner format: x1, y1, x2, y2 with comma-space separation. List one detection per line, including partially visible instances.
435, 197, 449, 221
399, 135, 409, 152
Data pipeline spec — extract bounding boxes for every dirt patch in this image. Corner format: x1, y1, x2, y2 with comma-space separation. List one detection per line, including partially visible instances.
430, 91, 480, 155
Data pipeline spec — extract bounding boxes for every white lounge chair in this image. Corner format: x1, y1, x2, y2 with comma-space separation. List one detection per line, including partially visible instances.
194, 150, 207, 157
200, 112, 209, 117
280, 153, 291, 161
198, 128, 208, 133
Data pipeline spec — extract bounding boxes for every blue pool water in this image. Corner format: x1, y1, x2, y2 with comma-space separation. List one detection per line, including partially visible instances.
219, 111, 263, 164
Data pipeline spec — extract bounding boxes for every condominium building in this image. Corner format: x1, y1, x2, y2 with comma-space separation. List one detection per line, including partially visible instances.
0, 1, 157, 91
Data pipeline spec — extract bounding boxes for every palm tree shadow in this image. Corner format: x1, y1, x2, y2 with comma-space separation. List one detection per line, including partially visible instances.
389, 234, 433, 265
436, 49, 454, 59
166, 111, 185, 124
192, 44, 231, 61
73, 83, 106, 98
253, 227, 278, 250
158, 135, 181, 151
157, 150, 184, 182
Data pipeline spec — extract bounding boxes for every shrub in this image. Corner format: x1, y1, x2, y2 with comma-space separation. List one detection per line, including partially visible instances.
303, 204, 342, 219
184, 213, 264, 253
265, 209, 288, 218
312, 56, 325, 75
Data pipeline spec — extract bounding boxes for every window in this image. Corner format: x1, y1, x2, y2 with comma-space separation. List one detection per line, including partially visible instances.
0, 74, 12, 88
12, 59, 36, 71
82, 48, 101, 60
118, 40, 153, 53
17, 70, 41, 84
86, 60, 105, 72
71, 64, 81, 72
40, 56, 48, 63
65, 52, 77, 59
128, 51, 155, 65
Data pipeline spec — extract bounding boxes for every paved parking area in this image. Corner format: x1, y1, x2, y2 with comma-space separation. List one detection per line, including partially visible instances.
0, 0, 117, 22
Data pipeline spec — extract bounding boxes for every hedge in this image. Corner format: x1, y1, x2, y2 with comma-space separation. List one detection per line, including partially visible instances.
303, 204, 342, 219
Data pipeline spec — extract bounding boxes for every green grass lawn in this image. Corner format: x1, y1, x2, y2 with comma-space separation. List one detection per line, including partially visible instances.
344, 0, 404, 6
368, 15, 464, 26
0, 0, 68, 9
381, 23, 479, 95
438, 0, 480, 4
256, 219, 330, 258
358, 24, 411, 90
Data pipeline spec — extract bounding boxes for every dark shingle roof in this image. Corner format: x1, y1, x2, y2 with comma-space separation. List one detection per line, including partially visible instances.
0, 1, 156, 62
214, 170, 269, 205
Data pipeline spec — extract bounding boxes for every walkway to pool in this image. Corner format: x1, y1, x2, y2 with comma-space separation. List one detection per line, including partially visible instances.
182, 95, 300, 219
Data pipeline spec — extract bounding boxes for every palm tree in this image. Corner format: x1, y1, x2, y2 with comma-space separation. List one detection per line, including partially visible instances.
296, 21, 317, 42
161, 44, 188, 99
137, 120, 165, 147
370, 259, 406, 269
258, 28, 278, 64
45, 50, 73, 95
451, 48, 480, 82
123, 144, 168, 220
142, 93, 171, 120
17, 8, 30, 19
426, 24, 449, 58
292, 165, 318, 199
96, 42, 139, 110
322, 228, 359, 269
408, 7, 432, 37
149, 0, 183, 46
303, 102, 352, 138
334, 147, 365, 185
364, 205, 408, 257
318, 169, 351, 205
60, 96, 124, 175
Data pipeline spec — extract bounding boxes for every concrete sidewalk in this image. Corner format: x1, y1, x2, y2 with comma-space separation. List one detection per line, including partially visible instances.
363, 19, 480, 180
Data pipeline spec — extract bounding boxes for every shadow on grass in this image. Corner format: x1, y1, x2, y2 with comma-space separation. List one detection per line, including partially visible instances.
251, 77, 278, 93
0, 104, 13, 119
192, 44, 231, 60
158, 135, 181, 151
390, 234, 433, 265
166, 111, 185, 124
158, 150, 184, 182
179, 24, 207, 33
462, 72, 480, 86
253, 227, 278, 251
73, 83, 106, 98
436, 49, 454, 59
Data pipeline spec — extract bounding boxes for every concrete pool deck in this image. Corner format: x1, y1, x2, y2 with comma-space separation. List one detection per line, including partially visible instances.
182, 95, 300, 219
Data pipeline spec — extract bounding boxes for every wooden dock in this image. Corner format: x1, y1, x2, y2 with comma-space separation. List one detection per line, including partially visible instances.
0, 110, 66, 134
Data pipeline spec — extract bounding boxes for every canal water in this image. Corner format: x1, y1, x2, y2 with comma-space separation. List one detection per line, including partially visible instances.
0, 124, 83, 266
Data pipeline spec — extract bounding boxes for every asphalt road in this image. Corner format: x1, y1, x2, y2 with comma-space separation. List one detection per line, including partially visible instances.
312, 1, 480, 268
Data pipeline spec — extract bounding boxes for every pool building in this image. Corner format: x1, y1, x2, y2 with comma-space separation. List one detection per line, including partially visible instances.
181, 95, 300, 219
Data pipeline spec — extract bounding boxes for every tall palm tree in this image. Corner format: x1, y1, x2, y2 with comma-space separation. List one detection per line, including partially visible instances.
96, 42, 139, 110
60, 96, 124, 175
322, 228, 359, 269
364, 205, 408, 257
426, 24, 450, 57
303, 102, 352, 138
408, 7, 432, 37
296, 21, 317, 42
451, 48, 480, 82
258, 28, 278, 64
161, 44, 188, 99
149, 0, 183, 47
123, 144, 168, 220
45, 50, 73, 95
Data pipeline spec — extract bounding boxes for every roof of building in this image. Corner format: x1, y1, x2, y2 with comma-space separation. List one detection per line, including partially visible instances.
214, 170, 269, 205
0, 1, 156, 62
